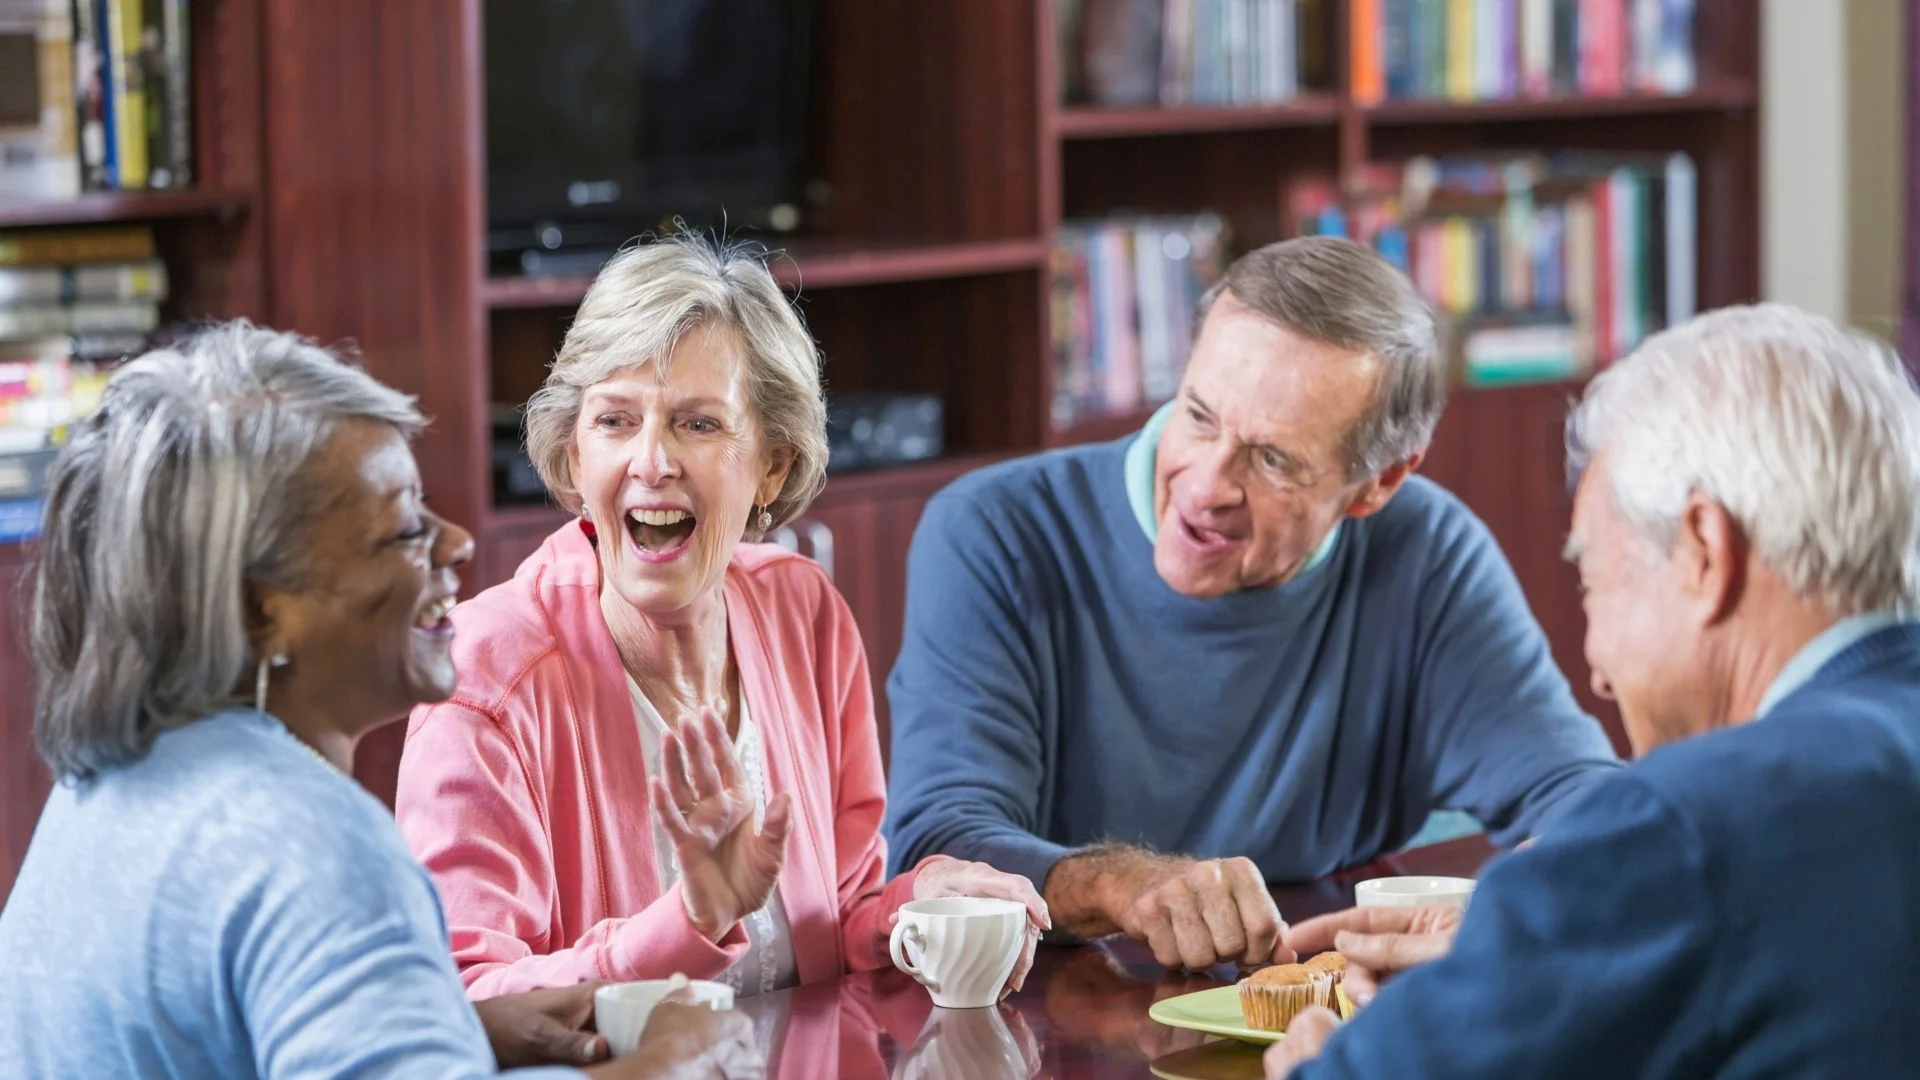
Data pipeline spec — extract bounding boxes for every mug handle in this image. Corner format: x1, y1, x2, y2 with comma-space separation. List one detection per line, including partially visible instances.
889, 918, 937, 990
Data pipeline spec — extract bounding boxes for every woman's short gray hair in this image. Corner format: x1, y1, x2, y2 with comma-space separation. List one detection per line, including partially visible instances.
31, 321, 425, 782
1567, 303, 1920, 615
1197, 236, 1443, 480
524, 233, 829, 531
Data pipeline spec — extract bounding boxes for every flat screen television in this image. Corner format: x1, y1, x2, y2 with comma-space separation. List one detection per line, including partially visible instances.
484, 0, 814, 274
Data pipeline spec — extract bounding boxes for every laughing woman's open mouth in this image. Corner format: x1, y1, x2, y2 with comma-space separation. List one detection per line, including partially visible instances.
628, 507, 697, 561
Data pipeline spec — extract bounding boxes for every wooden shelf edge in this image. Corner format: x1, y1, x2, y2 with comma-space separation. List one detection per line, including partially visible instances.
811, 451, 1014, 507
1361, 83, 1757, 125
485, 237, 1048, 309
0, 189, 255, 229
483, 453, 1012, 524
1048, 405, 1162, 447
1054, 95, 1342, 139
486, 503, 570, 532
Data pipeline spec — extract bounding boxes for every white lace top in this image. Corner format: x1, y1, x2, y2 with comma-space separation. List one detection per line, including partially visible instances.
625, 675, 799, 998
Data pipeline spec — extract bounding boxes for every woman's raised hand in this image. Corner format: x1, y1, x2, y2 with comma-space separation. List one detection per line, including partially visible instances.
650, 710, 792, 942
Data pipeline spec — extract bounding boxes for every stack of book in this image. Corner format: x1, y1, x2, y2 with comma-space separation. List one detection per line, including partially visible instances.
0, 224, 160, 541
1050, 213, 1228, 428
1059, 0, 1322, 107
1348, 0, 1696, 105
1287, 151, 1696, 385
0, 0, 194, 200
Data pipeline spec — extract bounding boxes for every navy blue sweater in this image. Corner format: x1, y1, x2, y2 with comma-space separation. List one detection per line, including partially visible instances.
883, 437, 1618, 886
1300, 624, 1920, 1077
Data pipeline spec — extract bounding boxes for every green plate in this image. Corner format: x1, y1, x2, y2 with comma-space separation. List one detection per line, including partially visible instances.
1148, 985, 1280, 1046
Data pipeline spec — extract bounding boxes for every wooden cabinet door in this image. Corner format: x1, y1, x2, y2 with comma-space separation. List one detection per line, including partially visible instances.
768, 474, 968, 762
1, 544, 50, 903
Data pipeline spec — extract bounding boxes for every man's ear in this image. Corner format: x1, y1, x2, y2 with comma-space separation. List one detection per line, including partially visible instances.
1675, 493, 1747, 625
1342, 451, 1423, 520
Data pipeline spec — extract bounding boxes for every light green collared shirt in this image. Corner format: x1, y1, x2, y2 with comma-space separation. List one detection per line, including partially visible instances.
1755, 611, 1911, 717
1123, 401, 1341, 570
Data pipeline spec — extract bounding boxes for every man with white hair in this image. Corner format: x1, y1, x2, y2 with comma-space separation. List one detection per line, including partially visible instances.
1266, 303, 1920, 1076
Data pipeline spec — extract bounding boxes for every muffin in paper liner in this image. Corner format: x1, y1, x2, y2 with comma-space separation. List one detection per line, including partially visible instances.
1304, 951, 1349, 1009
1237, 964, 1330, 1032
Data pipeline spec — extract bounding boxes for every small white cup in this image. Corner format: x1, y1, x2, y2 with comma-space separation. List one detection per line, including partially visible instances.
593, 978, 735, 1057
888, 897, 1026, 1009
1354, 875, 1476, 908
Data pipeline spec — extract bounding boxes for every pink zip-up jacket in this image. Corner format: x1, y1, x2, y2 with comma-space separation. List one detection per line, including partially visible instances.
394, 520, 933, 997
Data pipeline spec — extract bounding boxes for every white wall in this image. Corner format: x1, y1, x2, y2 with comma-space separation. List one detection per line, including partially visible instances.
1762, 0, 1905, 338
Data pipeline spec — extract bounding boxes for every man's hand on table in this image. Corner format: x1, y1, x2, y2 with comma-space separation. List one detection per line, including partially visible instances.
1044, 846, 1294, 969
1262, 904, 1465, 1077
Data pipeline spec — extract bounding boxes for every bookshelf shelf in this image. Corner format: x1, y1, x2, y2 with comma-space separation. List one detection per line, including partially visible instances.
484, 237, 1049, 309
487, 503, 568, 531
1361, 82, 1757, 125
1054, 96, 1343, 139
0, 189, 254, 229
1048, 406, 1165, 448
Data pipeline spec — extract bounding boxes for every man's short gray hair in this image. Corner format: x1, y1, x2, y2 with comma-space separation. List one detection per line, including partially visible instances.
1567, 303, 1920, 615
1198, 236, 1443, 479
523, 233, 829, 531
31, 321, 425, 782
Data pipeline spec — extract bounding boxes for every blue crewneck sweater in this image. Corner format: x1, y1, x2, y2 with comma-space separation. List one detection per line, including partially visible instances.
1298, 624, 1920, 1077
883, 436, 1619, 885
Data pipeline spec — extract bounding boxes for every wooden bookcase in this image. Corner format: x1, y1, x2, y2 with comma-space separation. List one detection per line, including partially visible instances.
0, 0, 1759, 898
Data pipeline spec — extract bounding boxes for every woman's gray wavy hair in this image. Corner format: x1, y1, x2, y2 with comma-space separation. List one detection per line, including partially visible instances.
523, 233, 829, 532
31, 321, 424, 782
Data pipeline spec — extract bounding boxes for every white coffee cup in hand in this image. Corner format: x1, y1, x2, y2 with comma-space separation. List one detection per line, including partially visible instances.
594, 976, 735, 1057
889, 897, 1027, 1010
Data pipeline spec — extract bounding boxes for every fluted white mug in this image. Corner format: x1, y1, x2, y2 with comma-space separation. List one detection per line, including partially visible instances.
888, 897, 1025, 1009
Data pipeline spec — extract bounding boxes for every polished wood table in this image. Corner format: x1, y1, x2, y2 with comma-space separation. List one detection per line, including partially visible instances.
731, 837, 1495, 1079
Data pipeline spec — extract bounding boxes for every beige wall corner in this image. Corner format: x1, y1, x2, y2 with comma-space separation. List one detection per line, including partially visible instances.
1763, 0, 1906, 339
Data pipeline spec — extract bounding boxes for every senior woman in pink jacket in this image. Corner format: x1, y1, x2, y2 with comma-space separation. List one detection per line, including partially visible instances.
394, 234, 1047, 1003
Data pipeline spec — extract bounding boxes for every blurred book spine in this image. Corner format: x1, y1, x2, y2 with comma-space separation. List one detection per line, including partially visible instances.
0, 0, 189, 197
1349, 0, 1694, 103
1064, 0, 1308, 107
1286, 150, 1696, 385
1050, 212, 1227, 429
0, 0, 80, 200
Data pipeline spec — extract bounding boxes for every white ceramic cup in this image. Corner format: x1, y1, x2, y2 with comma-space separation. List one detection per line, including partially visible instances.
888, 897, 1026, 1009
593, 978, 735, 1057
1354, 875, 1476, 909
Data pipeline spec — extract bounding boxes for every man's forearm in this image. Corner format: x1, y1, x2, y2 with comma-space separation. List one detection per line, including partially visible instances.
1041, 845, 1152, 939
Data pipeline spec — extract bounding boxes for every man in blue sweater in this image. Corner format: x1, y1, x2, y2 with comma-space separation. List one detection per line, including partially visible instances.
1267, 304, 1920, 1076
885, 237, 1620, 969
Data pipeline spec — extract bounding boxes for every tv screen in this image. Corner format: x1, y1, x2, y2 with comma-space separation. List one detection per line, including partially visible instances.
484, 0, 813, 265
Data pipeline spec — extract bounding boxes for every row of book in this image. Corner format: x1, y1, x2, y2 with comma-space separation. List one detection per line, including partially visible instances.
0, 342, 126, 541
1287, 150, 1697, 384
1049, 213, 1228, 428
1060, 0, 1325, 108
0, 0, 193, 200
1349, 0, 1697, 104
0, 224, 161, 540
